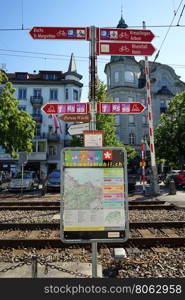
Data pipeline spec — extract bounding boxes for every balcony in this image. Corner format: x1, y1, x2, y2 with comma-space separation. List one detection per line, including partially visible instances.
28, 152, 46, 161
47, 133, 60, 142
32, 114, 43, 122
30, 96, 43, 105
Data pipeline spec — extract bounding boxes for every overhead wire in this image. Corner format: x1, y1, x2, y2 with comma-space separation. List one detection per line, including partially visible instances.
153, 0, 184, 62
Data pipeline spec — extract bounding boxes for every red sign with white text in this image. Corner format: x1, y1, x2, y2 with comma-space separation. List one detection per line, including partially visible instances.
97, 102, 146, 114
97, 28, 155, 42
29, 27, 89, 40
97, 42, 156, 56
41, 103, 90, 114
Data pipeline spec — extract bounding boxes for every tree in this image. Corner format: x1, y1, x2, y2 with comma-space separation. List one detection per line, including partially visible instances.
0, 71, 36, 157
96, 82, 136, 160
154, 91, 185, 169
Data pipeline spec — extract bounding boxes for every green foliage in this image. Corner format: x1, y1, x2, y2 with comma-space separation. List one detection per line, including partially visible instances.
72, 81, 136, 160
0, 71, 36, 157
155, 91, 185, 169
96, 82, 136, 160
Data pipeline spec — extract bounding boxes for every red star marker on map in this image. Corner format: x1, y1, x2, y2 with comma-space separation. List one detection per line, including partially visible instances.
103, 150, 112, 160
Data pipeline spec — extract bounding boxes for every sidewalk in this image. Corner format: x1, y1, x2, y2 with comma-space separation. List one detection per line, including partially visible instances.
133, 181, 185, 208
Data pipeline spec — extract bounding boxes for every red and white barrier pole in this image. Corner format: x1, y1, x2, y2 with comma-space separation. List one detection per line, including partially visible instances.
140, 141, 146, 193
143, 21, 160, 195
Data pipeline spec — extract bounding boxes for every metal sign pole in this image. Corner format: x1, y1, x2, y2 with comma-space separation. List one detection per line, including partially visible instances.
89, 25, 98, 278
89, 26, 97, 131
143, 21, 160, 196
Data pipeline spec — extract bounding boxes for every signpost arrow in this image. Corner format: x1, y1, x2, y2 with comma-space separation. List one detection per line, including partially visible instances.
68, 123, 90, 135
29, 27, 89, 40
98, 28, 155, 42
97, 42, 156, 56
41, 103, 90, 114
60, 113, 91, 122
97, 102, 146, 114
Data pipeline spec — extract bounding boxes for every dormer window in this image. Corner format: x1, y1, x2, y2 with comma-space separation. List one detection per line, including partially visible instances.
15, 73, 28, 80
125, 71, 134, 83
42, 73, 59, 80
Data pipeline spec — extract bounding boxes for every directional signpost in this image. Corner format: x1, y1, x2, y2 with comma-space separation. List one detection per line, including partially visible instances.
68, 123, 90, 135
97, 102, 146, 114
41, 103, 90, 114
60, 113, 91, 122
29, 27, 89, 40
30, 23, 158, 276
97, 28, 155, 42
97, 42, 156, 56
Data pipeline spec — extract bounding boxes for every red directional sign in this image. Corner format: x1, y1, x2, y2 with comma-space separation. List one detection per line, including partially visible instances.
29, 27, 89, 40
97, 42, 156, 56
97, 102, 146, 114
41, 103, 90, 114
97, 28, 155, 42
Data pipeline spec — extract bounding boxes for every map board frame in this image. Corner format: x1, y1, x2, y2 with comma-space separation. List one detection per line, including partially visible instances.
60, 147, 129, 244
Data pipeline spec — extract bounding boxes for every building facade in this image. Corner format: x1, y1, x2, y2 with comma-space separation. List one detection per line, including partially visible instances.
0, 54, 83, 176
104, 17, 185, 150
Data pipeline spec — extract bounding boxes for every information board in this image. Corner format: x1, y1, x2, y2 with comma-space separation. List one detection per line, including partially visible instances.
60, 147, 129, 243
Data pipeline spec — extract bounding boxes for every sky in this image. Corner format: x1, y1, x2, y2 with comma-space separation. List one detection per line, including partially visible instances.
0, 0, 185, 101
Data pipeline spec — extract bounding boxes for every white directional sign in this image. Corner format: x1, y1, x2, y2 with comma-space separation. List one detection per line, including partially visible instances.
68, 123, 90, 135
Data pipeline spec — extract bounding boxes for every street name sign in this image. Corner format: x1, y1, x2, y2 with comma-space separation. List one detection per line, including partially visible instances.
68, 123, 90, 135
29, 27, 89, 40
60, 113, 91, 122
41, 103, 90, 114
98, 28, 155, 42
97, 102, 146, 114
97, 42, 156, 56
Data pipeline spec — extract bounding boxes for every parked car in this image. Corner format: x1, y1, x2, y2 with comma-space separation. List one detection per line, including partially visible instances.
173, 172, 185, 189
46, 170, 61, 192
8, 171, 39, 191
163, 170, 181, 186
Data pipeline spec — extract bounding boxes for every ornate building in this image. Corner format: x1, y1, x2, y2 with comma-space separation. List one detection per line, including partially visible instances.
104, 17, 185, 150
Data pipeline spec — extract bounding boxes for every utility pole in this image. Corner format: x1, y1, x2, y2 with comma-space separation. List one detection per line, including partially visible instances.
143, 21, 160, 196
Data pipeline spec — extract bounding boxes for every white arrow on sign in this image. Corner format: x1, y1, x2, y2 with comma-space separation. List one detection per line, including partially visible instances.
68, 123, 90, 135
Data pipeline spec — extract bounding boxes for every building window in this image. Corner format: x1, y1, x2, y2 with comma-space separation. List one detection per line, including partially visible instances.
160, 100, 167, 113
128, 97, 134, 103
18, 106, 26, 111
43, 73, 59, 80
33, 89, 42, 97
142, 115, 147, 126
16, 73, 27, 80
114, 72, 119, 82
49, 145, 57, 156
114, 97, 119, 102
35, 124, 41, 137
65, 88, 69, 100
32, 142, 36, 152
125, 71, 134, 82
50, 89, 58, 100
38, 141, 46, 152
18, 88, 27, 100
33, 107, 41, 115
129, 115, 135, 125
73, 89, 79, 101
129, 133, 136, 145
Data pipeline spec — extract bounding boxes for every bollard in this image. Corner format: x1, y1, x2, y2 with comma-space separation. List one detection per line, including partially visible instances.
169, 179, 176, 195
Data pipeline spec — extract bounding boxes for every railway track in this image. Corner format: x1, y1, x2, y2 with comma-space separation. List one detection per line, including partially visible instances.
0, 200, 177, 210
0, 221, 184, 248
